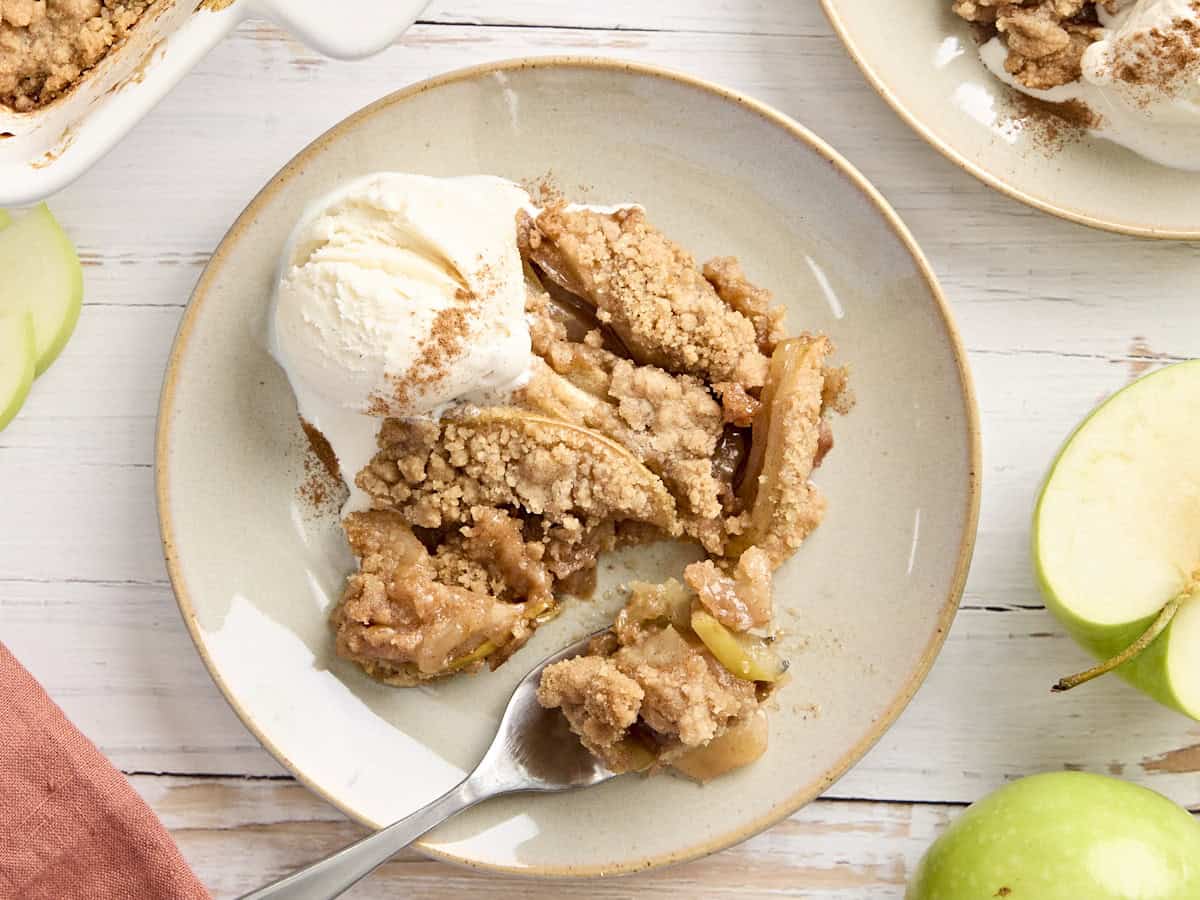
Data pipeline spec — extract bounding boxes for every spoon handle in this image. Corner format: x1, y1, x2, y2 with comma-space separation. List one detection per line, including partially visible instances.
238, 777, 487, 900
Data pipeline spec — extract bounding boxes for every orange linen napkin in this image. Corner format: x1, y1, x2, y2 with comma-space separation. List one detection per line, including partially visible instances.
0, 642, 210, 900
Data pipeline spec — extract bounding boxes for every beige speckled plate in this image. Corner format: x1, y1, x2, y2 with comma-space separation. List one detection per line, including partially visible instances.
157, 58, 980, 877
822, 1, 1200, 239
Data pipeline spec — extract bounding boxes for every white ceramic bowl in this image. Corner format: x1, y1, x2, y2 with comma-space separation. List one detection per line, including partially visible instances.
821, 0, 1200, 239
158, 58, 981, 876
0, 0, 428, 205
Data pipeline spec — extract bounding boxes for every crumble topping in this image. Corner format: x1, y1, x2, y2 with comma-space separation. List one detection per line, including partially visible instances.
701, 256, 787, 355
536, 655, 644, 761
952, 0, 1101, 89
356, 409, 679, 534
520, 284, 733, 549
0, 0, 156, 111
518, 205, 771, 388
331, 510, 548, 684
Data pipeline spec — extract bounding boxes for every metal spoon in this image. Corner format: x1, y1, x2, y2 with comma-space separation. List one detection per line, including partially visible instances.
239, 631, 614, 899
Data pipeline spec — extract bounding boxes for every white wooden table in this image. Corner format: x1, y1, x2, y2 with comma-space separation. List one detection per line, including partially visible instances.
3, 3, 1198, 897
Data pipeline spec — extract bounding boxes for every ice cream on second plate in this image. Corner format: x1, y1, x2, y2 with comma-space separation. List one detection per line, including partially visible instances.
270, 172, 535, 511
977, 0, 1200, 169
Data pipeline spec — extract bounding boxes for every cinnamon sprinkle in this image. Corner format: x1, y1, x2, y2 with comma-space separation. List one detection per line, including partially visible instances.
297, 419, 346, 515
370, 259, 503, 413
301, 419, 340, 481
1110, 2, 1200, 105
1005, 94, 1103, 153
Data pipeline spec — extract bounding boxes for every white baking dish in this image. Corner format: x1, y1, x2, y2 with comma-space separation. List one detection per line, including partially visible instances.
0, 0, 429, 205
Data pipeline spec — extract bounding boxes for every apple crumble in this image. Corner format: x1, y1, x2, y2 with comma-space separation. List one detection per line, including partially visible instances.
0, 0, 157, 112
328, 201, 850, 780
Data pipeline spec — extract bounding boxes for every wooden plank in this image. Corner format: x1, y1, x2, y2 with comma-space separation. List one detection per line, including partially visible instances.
134, 776, 944, 898
2, 581, 284, 777
132, 775, 1199, 898
418, 0, 809, 35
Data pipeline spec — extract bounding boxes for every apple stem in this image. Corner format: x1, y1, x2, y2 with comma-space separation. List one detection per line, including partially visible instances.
1052, 581, 1196, 694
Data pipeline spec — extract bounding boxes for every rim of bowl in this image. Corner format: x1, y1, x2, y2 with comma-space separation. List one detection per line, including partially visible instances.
819, 0, 1200, 241
156, 55, 983, 878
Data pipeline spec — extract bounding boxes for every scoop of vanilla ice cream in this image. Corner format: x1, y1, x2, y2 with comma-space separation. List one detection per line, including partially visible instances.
272, 172, 533, 417
270, 172, 535, 511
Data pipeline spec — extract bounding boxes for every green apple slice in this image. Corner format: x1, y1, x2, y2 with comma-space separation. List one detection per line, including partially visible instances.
0, 312, 36, 432
0, 204, 83, 375
1034, 359, 1200, 718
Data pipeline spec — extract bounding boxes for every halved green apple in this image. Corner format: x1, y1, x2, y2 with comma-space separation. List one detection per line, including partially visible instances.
0, 312, 36, 432
908, 772, 1200, 900
1034, 360, 1200, 719
0, 204, 83, 375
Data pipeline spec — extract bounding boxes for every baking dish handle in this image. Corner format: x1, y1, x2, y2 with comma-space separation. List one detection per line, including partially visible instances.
248, 0, 430, 59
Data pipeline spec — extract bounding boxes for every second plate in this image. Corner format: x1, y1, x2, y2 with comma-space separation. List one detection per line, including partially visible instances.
822, 0, 1200, 239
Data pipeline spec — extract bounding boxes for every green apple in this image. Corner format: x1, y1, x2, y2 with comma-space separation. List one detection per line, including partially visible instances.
0, 209, 11, 229
908, 772, 1200, 900
0, 311, 35, 432
1033, 360, 1200, 718
0, 204, 83, 375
